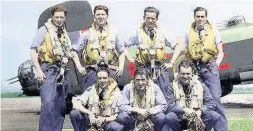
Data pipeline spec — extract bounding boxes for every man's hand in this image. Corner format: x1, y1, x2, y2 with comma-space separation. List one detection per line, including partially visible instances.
37, 69, 46, 84
96, 116, 106, 126
114, 66, 123, 77
88, 114, 97, 125
136, 108, 150, 119
106, 115, 117, 122
183, 108, 195, 116
143, 110, 150, 118
77, 66, 87, 76
161, 62, 173, 70
196, 110, 202, 117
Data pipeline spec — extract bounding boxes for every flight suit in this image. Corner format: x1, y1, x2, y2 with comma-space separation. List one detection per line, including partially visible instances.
69, 79, 123, 131
72, 23, 125, 91
164, 78, 220, 131
125, 23, 177, 99
117, 81, 167, 131
185, 22, 228, 131
31, 19, 72, 131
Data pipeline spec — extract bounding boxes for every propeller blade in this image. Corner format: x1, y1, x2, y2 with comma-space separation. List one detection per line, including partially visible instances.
6, 76, 18, 81
9, 80, 19, 84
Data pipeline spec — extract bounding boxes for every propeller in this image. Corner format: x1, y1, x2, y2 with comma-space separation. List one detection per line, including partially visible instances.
8, 80, 20, 84
6, 76, 18, 81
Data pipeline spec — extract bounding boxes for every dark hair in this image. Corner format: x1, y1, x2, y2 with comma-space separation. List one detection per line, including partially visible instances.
194, 7, 208, 16
96, 67, 110, 77
51, 5, 67, 16
178, 59, 197, 74
144, 6, 160, 19
134, 66, 150, 79
96, 60, 110, 76
94, 5, 109, 15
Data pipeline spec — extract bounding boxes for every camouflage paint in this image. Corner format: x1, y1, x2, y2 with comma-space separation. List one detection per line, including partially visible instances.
220, 23, 253, 43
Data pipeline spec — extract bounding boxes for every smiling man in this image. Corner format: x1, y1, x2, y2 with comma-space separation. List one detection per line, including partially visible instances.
69, 61, 123, 131
30, 5, 72, 131
124, 6, 181, 101
71, 5, 125, 91
169, 7, 227, 131
117, 67, 167, 131
164, 59, 220, 131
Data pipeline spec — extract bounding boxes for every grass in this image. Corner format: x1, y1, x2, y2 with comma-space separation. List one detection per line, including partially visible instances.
231, 88, 253, 94
1, 92, 32, 98
61, 118, 253, 131
228, 118, 253, 131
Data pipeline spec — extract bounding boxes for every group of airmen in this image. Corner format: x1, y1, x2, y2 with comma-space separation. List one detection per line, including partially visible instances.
30, 3, 228, 131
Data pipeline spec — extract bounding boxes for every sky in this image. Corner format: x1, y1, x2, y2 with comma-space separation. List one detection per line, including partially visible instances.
1, 0, 253, 92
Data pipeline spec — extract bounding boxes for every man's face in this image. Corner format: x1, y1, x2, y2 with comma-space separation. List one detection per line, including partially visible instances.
194, 11, 207, 29
134, 74, 148, 90
52, 11, 66, 27
179, 67, 193, 86
144, 12, 157, 29
94, 10, 108, 26
97, 71, 109, 89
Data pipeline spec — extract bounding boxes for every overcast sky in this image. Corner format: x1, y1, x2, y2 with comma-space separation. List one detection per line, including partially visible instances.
1, 0, 253, 92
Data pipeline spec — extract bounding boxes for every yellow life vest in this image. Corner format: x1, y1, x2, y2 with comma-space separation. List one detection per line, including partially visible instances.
83, 23, 118, 66
38, 32, 60, 63
172, 76, 203, 109
136, 22, 166, 64
87, 78, 121, 116
129, 80, 156, 109
186, 22, 218, 62
38, 19, 72, 63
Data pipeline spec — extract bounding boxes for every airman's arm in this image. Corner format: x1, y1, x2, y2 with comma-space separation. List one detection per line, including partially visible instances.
114, 35, 126, 76
72, 100, 93, 116
169, 35, 186, 65
30, 26, 47, 82
166, 84, 184, 115
72, 50, 83, 69
202, 84, 216, 113
118, 84, 132, 112
124, 31, 139, 63
30, 49, 43, 73
148, 85, 167, 115
216, 44, 224, 66
73, 89, 94, 115
71, 34, 89, 75
214, 26, 224, 66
